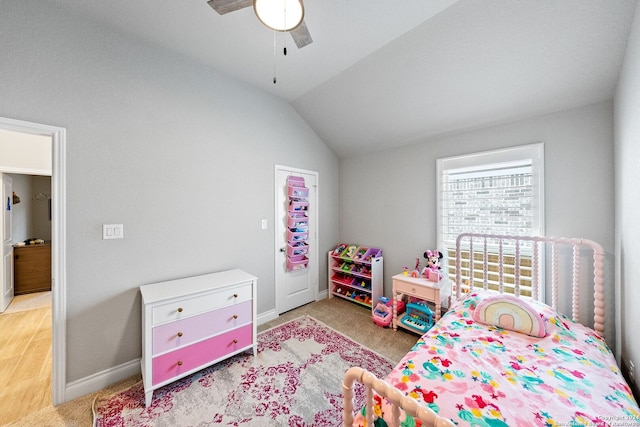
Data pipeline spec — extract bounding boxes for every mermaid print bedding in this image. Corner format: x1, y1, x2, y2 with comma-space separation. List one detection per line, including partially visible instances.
353, 292, 640, 427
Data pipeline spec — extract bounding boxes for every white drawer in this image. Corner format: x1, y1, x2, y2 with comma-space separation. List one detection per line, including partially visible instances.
151, 283, 252, 326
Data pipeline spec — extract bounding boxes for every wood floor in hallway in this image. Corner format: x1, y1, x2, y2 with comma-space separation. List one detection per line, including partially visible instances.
0, 298, 51, 426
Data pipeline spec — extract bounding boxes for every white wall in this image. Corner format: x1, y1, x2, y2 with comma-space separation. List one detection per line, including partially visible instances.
0, 129, 52, 175
614, 0, 640, 399
0, 0, 339, 386
340, 101, 616, 343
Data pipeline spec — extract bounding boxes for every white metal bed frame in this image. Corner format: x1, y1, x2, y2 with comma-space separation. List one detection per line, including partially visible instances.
455, 233, 605, 336
342, 233, 606, 427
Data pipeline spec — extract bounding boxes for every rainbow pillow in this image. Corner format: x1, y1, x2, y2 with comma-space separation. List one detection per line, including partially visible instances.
473, 293, 546, 337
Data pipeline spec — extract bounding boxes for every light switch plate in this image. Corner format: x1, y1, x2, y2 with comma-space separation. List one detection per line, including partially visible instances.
103, 224, 124, 239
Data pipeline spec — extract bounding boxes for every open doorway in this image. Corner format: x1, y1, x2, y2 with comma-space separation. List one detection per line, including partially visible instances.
0, 117, 67, 410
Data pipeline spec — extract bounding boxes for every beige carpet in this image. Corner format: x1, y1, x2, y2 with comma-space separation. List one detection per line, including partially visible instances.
6, 297, 419, 427
1, 291, 51, 315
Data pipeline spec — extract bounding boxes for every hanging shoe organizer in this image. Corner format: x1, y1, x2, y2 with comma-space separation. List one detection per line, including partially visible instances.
286, 176, 309, 271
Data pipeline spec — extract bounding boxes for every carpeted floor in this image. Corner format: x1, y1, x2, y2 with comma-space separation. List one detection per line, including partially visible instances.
5, 297, 419, 427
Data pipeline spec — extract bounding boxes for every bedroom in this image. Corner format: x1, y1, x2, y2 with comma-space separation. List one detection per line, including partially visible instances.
0, 0, 639, 424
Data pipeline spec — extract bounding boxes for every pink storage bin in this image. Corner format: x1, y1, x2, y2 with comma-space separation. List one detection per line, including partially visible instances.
288, 200, 309, 212
287, 185, 309, 198
287, 255, 309, 271
286, 242, 309, 257
287, 213, 309, 228
331, 273, 352, 285
287, 229, 309, 242
287, 176, 305, 187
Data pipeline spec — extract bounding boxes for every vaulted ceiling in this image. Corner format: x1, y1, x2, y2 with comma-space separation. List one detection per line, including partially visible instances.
46, 0, 638, 157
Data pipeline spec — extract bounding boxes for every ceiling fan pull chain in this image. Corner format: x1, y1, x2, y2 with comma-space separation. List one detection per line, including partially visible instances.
273, 29, 277, 84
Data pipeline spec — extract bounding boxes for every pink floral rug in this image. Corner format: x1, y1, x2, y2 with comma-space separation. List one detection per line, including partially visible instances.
93, 315, 394, 426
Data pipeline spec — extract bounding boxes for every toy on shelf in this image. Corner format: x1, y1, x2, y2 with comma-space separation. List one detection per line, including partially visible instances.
343, 245, 358, 259
352, 264, 371, 276
400, 302, 434, 333
353, 247, 367, 260
410, 258, 421, 278
340, 262, 352, 272
422, 249, 444, 281
333, 244, 347, 256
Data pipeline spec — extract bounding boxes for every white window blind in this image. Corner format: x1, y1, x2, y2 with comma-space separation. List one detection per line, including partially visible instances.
436, 143, 544, 295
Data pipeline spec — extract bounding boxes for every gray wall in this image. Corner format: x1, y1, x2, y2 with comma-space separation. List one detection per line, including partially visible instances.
0, 0, 339, 383
340, 101, 616, 342
615, 0, 640, 398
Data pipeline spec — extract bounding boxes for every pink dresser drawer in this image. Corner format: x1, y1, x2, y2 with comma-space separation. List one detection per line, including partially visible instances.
152, 300, 252, 355
152, 324, 253, 386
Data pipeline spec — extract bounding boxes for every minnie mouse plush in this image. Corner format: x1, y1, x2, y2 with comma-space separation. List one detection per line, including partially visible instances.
422, 249, 444, 280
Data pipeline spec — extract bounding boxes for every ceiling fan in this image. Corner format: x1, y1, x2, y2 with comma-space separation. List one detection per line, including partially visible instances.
207, 0, 313, 48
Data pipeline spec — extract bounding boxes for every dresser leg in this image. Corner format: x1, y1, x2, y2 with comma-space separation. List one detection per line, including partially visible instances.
252, 345, 257, 357
145, 390, 153, 407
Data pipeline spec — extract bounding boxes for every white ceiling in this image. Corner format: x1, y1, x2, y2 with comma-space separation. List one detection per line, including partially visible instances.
46, 0, 637, 158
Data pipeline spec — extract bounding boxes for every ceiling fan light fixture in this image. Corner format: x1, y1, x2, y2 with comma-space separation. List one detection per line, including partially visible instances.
253, 0, 304, 32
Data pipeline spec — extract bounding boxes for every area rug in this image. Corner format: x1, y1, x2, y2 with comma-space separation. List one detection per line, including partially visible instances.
92, 315, 394, 426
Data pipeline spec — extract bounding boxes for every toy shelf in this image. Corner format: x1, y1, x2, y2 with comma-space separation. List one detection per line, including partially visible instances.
327, 244, 383, 312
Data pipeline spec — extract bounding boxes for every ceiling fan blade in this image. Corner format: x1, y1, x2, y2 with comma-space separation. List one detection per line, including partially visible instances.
207, 0, 252, 15
290, 20, 312, 48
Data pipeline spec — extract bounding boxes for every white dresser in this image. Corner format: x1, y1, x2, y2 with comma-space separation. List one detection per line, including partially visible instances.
140, 269, 257, 407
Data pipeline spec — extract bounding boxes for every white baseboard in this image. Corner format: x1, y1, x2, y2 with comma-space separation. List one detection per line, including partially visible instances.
65, 358, 141, 402
257, 309, 278, 325
317, 290, 327, 300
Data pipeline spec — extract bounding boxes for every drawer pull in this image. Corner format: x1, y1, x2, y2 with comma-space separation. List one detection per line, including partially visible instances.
233, 293, 238, 298
233, 339, 238, 344
177, 332, 183, 337
233, 314, 238, 319
177, 307, 183, 313
177, 360, 183, 366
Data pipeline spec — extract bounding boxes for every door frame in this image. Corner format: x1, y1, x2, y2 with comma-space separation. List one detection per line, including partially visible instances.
0, 117, 67, 405
274, 165, 319, 315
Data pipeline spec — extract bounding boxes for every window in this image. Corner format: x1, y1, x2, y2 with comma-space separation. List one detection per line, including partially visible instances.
437, 143, 544, 296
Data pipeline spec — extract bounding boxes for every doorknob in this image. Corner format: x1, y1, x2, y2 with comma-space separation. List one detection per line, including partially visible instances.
279, 247, 286, 253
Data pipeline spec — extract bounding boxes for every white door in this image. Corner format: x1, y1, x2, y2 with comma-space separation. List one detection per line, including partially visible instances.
275, 166, 318, 314
1, 173, 14, 312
